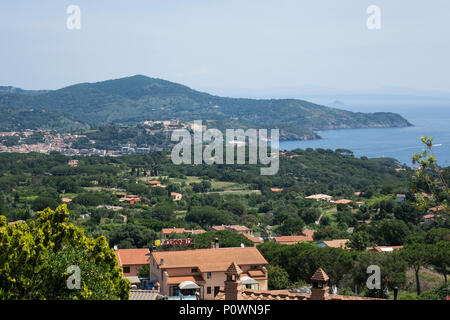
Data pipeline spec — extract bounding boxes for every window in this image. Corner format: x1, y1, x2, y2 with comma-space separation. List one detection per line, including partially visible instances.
214, 286, 220, 296
207, 272, 212, 279
207, 287, 211, 294
191, 267, 199, 273
123, 266, 130, 273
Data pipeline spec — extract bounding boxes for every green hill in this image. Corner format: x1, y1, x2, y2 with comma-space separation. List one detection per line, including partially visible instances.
0, 75, 412, 139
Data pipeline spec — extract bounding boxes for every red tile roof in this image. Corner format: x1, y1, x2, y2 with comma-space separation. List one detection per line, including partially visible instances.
243, 233, 262, 244
161, 227, 186, 235
151, 247, 268, 272
273, 230, 315, 244
428, 206, 445, 212
115, 248, 150, 266
333, 199, 352, 205
322, 239, 349, 249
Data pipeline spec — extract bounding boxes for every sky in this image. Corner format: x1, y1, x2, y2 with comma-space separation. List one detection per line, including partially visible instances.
1, 0, 450, 97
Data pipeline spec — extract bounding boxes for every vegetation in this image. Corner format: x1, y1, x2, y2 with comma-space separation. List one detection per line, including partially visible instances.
0, 136, 447, 300
0, 205, 130, 299
0, 75, 411, 138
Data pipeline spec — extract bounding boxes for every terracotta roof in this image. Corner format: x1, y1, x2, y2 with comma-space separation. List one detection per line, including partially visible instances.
270, 188, 283, 192
422, 214, 435, 220
212, 225, 250, 232
273, 230, 315, 244
147, 180, 161, 185
129, 290, 161, 300
248, 270, 265, 278
115, 248, 150, 266
161, 227, 186, 235
167, 275, 205, 285
428, 206, 445, 212
151, 247, 268, 272
215, 288, 308, 300
228, 225, 250, 232
212, 225, 227, 231
322, 239, 349, 249
333, 199, 352, 205
311, 268, 329, 282
243, 233, 262, 244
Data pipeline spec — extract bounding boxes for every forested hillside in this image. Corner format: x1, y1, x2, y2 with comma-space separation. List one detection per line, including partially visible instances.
0, 75, 412, 138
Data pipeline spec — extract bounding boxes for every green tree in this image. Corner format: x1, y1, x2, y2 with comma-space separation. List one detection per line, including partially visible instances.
400, 243, 432, 295
267, 265, 291, 290
276, 217, 305, 236
0, 205, 130, 299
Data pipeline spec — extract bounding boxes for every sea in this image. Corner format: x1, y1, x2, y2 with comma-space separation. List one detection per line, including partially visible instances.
278, 102, 450, 167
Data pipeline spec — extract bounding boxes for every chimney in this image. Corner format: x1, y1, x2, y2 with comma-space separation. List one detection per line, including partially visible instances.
215, 237, 219, 249
224, 262, 243, 300
310, 268, 330, 300
154, 281, 160, 292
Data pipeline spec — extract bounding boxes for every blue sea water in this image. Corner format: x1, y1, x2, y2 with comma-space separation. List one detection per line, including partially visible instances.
278, 103, 450, 167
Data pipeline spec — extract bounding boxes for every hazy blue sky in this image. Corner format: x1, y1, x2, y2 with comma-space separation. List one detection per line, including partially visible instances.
1, 0, 449, 96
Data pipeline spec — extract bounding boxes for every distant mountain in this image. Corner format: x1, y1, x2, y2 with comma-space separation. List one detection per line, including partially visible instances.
0, 75, 413, 139
0, 86, 49, 96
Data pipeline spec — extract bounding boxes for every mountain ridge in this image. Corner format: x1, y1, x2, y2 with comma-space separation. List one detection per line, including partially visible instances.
0, 75, 413, 139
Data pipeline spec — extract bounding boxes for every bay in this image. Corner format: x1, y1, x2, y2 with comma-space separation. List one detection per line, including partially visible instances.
278, 103, 450, 167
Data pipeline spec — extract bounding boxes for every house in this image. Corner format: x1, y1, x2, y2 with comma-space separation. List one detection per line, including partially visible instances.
332, 199, 352, 205
119, 194, 141, 205
115, 248, 150, 277
61, 197, 72, 203
161, 227, 206, 239
270, 188, 283, 193
367, 246, 403, 253
227, 225, 251, 235
422, 214, 436, 223
318, 239, 350, 250
67, 159, 79, 167
170, 192, 183, 201
354, 192, 362, 196
355, 201, 365, 207
273, 235, 311, 245
243, 233, 263, 244
396, 194, 406, 203
215, 266, 385, 301
161, 227, 187, 239
428, 205, 445, 213
147, 180, 161, 186
273, 229, 315, 244
149, 246, 268, 300
212, 225, 251, 235
305, 194, 333, 202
